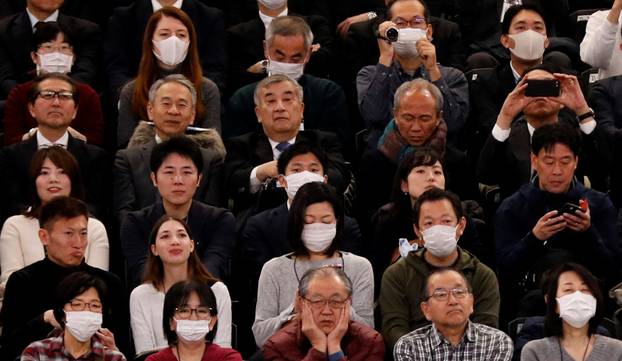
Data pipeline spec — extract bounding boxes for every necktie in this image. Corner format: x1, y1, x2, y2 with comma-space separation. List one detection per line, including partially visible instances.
276, 141, 291, 152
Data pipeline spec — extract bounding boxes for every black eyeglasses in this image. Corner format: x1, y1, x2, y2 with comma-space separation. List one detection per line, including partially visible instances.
37, 90, 74, 101
302, 297, 350, 310
68, 300, 103, 312
175, 306, 212, 320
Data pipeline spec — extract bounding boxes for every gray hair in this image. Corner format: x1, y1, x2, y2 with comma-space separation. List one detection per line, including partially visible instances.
265, 16, 314, 52
148, 74, 197, 108
253, 74, 304, 106
298, 267, 353, 298
393, 78, 443, 115
422, 268, 472, 300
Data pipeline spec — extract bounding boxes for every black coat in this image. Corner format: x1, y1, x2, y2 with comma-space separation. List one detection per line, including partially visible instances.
0, 11, 101, 97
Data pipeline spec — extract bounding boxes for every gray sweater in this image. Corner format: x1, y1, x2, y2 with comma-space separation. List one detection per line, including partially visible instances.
252, 252, 374, 347
117, 76, 221, 147
521, 335, 622, 361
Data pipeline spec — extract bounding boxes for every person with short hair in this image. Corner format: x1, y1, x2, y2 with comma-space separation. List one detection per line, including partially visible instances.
253, 182, 374, 347
394, 268, 512, 361
130, 216, 232, 354
379, 188, 499, 351
0, 196, 129, 360
521, 263, 622, 361
263, 267, 384, 361
21, 272, 127, 361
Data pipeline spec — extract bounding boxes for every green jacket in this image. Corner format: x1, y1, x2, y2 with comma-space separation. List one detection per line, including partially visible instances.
378, 247, 500, 350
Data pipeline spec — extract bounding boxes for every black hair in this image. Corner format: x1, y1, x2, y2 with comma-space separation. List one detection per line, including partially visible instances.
544, 263, 604, 337
276, 141, 329, 175
422, 267, 472, 300
31, 21, 74, 52
386, 0, 431, 23
501, 3, 548, 35
150, 135, 204, 174
163, 280, 218, 344
39, 196, 88, 231
412, 188, 464, 228
53, 272, 108, 329
27, 72, 79, 105
287, 182, 344, 257
531, 123, 581, 158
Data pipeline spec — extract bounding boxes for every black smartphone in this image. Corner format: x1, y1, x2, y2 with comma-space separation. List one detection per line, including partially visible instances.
525, 79, 560, 97
558, 202, 583, 215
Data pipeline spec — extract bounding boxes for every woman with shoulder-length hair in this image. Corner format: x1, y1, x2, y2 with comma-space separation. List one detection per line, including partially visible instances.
117, 6, 221, 148
521, 262, 622, 361
252, 182, 374, 347
130, 216, 231, 355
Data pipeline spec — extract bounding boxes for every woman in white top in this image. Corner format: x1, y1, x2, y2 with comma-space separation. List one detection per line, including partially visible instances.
0, 146, 109, 294
252, 182, 374, 347
130, 215, 232, 355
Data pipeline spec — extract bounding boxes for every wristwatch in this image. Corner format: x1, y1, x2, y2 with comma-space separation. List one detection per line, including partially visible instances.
367, 11, 377, 20
577, 108, 595, 121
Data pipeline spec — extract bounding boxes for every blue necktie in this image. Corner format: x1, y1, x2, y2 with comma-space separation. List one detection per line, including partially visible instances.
276, 141, 291, 152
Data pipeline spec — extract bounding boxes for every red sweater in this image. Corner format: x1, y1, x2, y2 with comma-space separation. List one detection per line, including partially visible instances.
4, 80, 105, 146
263, 320, 385, 361
145, 344, 242, 361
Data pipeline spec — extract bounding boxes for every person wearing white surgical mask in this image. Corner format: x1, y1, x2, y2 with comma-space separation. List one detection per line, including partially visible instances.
253, 182, 374, 347
262, 17, 312, 80
20, 272, 126, 360
521, 263, 622, 361
379, 187, 500, 351
147, 280, 242, 361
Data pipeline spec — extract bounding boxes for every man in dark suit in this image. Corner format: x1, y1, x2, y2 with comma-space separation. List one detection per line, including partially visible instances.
0, 0, 101, 98
120, 136, 235, 288
224, 74, 349, 215
477, 64, 606, 199
104, 0, 226, 97
113, 74, 225, 222
0, 73, 107, 221
225, 0, 334, 91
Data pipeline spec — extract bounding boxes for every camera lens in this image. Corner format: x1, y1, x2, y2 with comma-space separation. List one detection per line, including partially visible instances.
385, 27, 399, 42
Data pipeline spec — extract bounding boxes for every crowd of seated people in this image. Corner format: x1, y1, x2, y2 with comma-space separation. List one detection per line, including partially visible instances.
2, 0, 622, 360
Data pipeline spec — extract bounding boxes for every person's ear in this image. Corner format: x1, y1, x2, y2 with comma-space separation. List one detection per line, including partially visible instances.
255, 105, 262, 123
413, 223, 422, 240
189, 239, 195, 253
322, 174, 328, 184
426, 24, 433, 40
150, 172, 157, 187
544, 294, 549, 304
456, 216, 467, 238
28, 102, 37, 118
420, 301, 432, 321
147, 102, 155, 121
209, 315, 218, 330
189, 107, 196, 125
196, 173, 202, 187
500, 34, 512, 49
277, 174, 287, 188
400, 179, 409, 194
530, 152, 538, 172
31, 51, 38, 65
150, 243, 158, 256
170, 318, 176, 332
544, 36, 550, 49
39, 229, 49, 246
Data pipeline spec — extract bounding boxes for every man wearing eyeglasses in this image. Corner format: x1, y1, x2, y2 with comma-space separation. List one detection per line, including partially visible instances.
393, 269, 513, 361
378, 188, 500, 352
0, 72, 107, 222
263, 267, 384, 361
356, 0, 468, 147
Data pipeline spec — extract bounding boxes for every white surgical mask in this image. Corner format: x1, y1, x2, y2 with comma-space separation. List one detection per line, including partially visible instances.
393, 28, 427, 58
284, 171, 325, 199
507, 30, 546, 61
398, 237, 418, 259
64, 311, 102, 342
301, 223, 336, 252
175, 319, 211, 342
557, 291, 597, 328
422, 225, 458, 257
153, 35, 189, 67
38, 52, 73, 74
258, 0, 287, 9
267, 58, 305, 80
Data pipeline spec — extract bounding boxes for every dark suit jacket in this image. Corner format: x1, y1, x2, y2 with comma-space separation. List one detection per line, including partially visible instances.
224, 130, 349, 213
0, 11, 101, 98
120, 200, 235, 288
112, 139, 225, 222
104, 0, 226, 96
0, 134, 108, 221
225, 13, 334, 91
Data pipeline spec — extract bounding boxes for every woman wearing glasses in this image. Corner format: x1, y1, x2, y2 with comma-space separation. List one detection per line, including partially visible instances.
146, 280, 241, 361
521, 263, 622, 361
130, 216, 231, 356
21, 272, 126, 360
252, 182, 374, 347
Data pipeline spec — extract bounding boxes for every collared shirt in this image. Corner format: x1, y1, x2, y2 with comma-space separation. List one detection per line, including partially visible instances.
249, 136, 296, 193
259, 8, 288, 29
20, 333, 127, 361
155, 133, 164, 144
151, 0, 182, 11
26, 8, 59, 32
394, 321, 513, 361
509, 60, 522, 84
37, 130, 69, 149
492, 118, 596, 142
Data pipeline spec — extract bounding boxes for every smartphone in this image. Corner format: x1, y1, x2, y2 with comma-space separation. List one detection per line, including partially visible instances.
558, 202, 583, 215
525, 79, 560, 97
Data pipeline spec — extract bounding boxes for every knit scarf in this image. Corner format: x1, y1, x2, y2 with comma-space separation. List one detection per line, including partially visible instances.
377, 118, 447, 163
